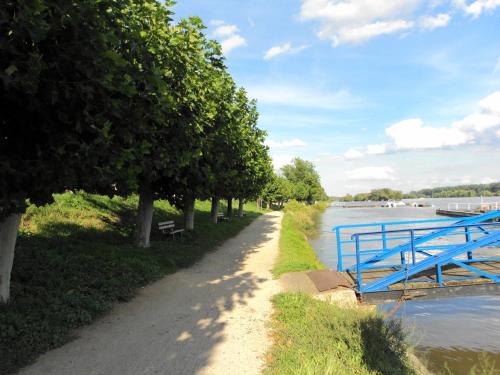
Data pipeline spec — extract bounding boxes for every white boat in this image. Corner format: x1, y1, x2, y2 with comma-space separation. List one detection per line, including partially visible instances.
385, 200, 406, 207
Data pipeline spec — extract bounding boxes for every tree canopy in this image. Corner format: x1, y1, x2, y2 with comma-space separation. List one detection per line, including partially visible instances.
0, 0, 273, 301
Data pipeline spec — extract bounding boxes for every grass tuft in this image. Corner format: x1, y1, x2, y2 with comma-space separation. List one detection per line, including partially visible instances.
265, 293, 416, 375
0, 191, 261, 374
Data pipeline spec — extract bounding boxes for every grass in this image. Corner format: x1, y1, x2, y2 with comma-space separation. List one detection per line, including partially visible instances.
0, 191, 262, 375
265, 293, 416, 375
272, 201, 327, 277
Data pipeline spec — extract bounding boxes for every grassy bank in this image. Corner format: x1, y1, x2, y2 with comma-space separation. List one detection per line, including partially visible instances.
272, 201, 327, 277
265, 293, 416, 375
0, 192, 261, 374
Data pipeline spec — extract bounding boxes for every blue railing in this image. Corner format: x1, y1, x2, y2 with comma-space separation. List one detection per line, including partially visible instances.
332, 210, 500, 293
333, 217, 467, 271
352, 222, 500, 292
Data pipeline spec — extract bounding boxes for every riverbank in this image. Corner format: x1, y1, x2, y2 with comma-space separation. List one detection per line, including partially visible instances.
0, 192, 263, 374
266, 201, 419, 374
272, 201, 327, 277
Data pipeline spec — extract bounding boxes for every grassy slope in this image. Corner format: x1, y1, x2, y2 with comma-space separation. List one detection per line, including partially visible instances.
0, 192, 261, 374
268, 201, 416, 375
265, 293, 416, 375
272, 201, 326, 277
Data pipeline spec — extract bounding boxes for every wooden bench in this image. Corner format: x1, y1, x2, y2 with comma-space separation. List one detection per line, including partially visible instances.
158, 221, 184, 238
217, 213, 229, 222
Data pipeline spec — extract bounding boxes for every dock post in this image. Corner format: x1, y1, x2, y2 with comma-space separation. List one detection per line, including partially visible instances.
435, 264, 443, 285
410, 230, 416, 264
355, 235, 363, 291
336, 227, 343, 271
465, 226, 473, 260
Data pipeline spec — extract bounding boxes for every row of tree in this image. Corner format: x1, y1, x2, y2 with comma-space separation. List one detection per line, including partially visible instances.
340, 188, 403, 202
261, 158, 328, 206
0, 0, 272, 302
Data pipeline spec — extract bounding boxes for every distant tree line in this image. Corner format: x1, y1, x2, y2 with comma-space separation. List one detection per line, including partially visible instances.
0, 0, 272, 302
337, 182, 500, 202
261, 158, 328, 206
404, 182, 500, 198
340, 188, 403, 202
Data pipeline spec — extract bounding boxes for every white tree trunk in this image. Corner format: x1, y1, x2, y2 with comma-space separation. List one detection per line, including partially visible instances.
238, 198, 244, 217
184, 197, 195, 231
135, 182, 154, 248
227, 197, 233, 218
0, 213, 22, 303
210, 197, 219, 224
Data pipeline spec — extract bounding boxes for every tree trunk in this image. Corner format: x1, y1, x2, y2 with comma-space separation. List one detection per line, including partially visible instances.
184, 197, 195, 231
227, 197, 233, 218
238, 198, 244, 217
135, 181, 154, 248
0, 213, 22, 303
210, 197, 219, 224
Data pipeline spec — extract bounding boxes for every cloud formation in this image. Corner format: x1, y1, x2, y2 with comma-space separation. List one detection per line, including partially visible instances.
210, 20, 247, 54
300, 0, 500, 46
342, 91, 500, 156
246, 84, 360, 109
346, 166, 396, 181
264, 42, 308, 60
265, 139, 308, 148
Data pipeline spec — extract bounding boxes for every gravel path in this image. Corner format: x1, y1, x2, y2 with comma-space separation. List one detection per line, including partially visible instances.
20, 212, 283, 375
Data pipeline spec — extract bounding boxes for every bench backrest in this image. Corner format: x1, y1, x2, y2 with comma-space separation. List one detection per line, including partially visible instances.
158, 221, 175, 230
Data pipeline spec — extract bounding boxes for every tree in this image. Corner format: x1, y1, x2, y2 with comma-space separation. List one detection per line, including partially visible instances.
262, 174, 293, 207
281, 158, 327, 204
0, 0, 139, 302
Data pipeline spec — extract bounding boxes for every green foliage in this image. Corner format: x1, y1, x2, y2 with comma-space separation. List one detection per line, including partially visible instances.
281, 159, 328, 204
272, 201, 327, 277
261, 175, 293, 206
405, 182, 500, 198
0, 192, 261, 374
265, 293, 416, 375
341, 189, 403, 202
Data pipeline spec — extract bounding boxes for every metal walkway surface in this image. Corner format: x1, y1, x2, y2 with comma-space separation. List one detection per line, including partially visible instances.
333, 211, 500, 302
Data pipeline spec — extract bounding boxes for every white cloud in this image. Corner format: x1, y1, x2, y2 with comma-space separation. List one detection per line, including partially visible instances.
344, 148, 364, 159
210, 20, 247, 54
270, 154, 295, 169
385, 118, 470, 150
265, 139, 308, 148
420, 13, 451, 29
333, 20, 414, 45
299, 0, 500, 46
220, 35, 247, 54
366, 144, 388, 155
346, 166, 397, 181
264, 42, 308, 60
340, 91, 500, 158
246, 84, 360, 109
212, 24, 239, 38
300, 0, 422, 46
459, 0, 500, 17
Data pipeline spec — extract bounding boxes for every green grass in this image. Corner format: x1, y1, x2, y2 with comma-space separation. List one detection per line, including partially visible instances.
0, 192, 261, 374
272, 201, 327, 277
265, 293, 416, 375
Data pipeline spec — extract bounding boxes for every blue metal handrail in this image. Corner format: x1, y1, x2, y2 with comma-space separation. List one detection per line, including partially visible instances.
351, 223, 500, 291
333, 211, 500, 272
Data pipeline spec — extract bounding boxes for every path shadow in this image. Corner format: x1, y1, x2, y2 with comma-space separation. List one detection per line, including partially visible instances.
12, 212, 279, 375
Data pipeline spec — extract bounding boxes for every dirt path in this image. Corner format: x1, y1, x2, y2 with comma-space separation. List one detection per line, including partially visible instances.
20, 212, 283, 375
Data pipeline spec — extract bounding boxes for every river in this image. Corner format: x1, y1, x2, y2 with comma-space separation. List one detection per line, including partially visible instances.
309, 197, 500, 375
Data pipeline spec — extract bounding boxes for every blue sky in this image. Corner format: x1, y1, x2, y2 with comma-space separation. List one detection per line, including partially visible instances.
172, 0, 500, 195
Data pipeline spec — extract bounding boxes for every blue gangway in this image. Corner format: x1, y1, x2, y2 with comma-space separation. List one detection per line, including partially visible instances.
333, 210, 500, 294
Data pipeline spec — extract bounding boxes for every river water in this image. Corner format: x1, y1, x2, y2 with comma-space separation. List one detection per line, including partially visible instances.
309, 197, 500, 374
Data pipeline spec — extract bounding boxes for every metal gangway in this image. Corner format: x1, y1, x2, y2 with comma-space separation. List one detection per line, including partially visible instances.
333, 211, 500, 302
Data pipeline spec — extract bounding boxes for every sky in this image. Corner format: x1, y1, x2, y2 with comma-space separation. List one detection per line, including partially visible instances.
172, 0, 500, 196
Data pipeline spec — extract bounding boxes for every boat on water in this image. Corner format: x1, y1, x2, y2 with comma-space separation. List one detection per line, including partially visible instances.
385, 200, 406, 207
